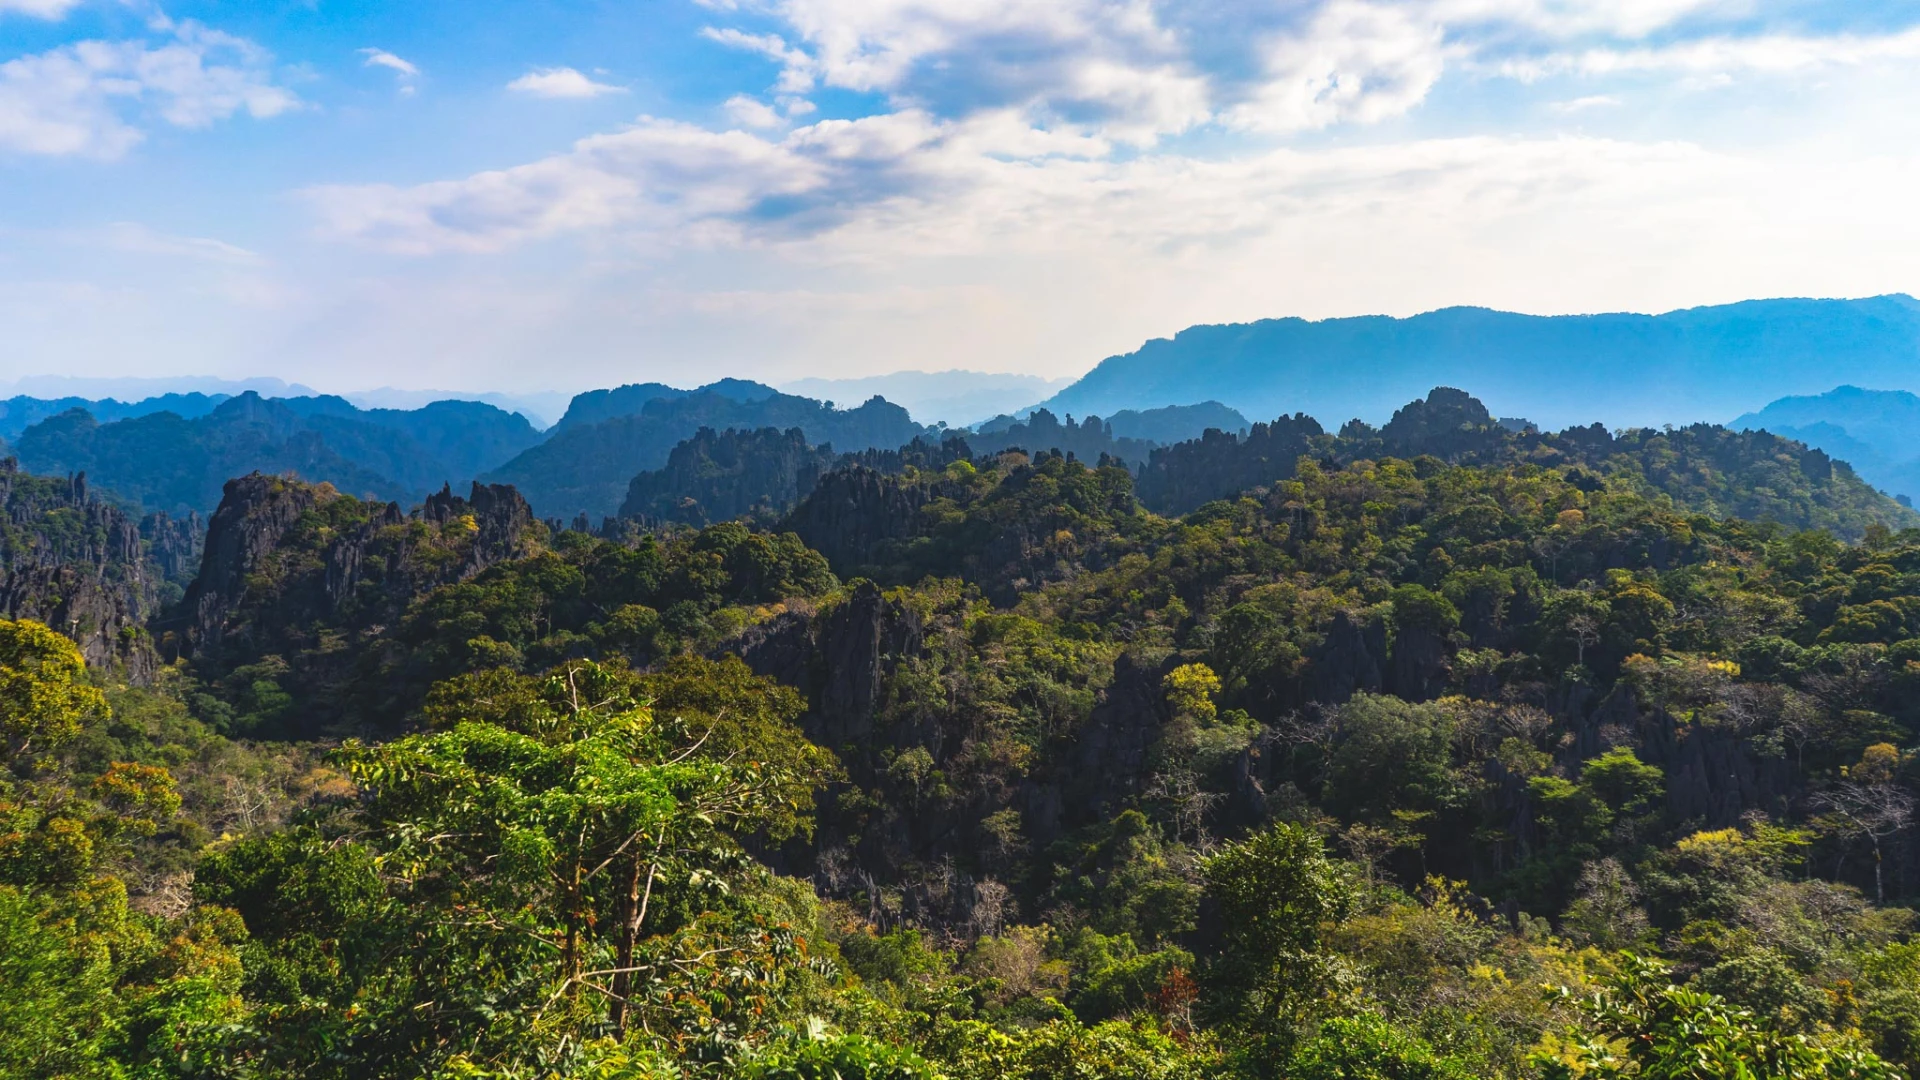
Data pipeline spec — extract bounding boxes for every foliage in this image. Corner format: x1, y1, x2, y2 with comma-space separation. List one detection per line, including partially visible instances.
1291, 1013, 1474, 1080
19, 383, 1920, 1079
1540, 953, 1900, 1080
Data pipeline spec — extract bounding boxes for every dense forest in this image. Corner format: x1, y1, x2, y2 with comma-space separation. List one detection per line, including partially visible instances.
8, 387, 1920, 1078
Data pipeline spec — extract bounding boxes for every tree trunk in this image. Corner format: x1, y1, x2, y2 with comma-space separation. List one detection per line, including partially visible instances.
612, 833, 662, 1038
610, 854, 643, 1034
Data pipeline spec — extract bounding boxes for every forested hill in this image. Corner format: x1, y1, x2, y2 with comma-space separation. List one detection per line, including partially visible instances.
1137, 386, 1917, 536
1040, 294, 1920, 429
0, 391, 231, 440
1735, 385, 1920, 506
610, 386, 1915, 542
15, 432, 1920, 1077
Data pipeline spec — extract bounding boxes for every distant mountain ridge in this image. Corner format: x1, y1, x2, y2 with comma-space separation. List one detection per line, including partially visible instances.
1736, 385, 1920, 505
780, 369, 1075, 426
13, 392, 543, 515
484, 385, 930, 519
1039, 295, 1920, 429
0, 392, 233, 441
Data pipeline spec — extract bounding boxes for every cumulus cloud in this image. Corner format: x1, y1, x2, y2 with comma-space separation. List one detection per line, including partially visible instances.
507, 67, 624, 98
304, 0, 1920, 276
724, 94, 784, 128
0, 22, 296, 158
704, 0, 1210, 143
1225, 1, 1447, 133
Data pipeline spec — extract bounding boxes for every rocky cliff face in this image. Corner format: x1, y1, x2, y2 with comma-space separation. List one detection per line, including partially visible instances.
0, 460, 192, 678
730, 581, 1178, 931
161, 475, 541, 736
619, 426, 838, 526
783, 466, 940, 574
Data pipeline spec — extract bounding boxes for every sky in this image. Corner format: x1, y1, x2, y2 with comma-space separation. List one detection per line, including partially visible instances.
5, 0, 1920, 398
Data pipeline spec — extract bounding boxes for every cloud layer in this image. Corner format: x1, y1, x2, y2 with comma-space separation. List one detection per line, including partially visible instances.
307, 0, 1920, 260
9, 0, 1920, 397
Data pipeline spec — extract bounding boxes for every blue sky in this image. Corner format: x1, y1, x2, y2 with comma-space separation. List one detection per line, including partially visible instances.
5, 0, 1920, 397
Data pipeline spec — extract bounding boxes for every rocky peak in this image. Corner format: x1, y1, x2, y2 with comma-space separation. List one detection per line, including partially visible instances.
422, 481, 535, 573
170, 473, 326, 654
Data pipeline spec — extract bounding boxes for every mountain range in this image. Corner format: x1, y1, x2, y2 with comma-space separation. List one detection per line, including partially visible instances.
19, 294, 1920, 526
1040, 294, 1920, 429
13, 393, 544, 516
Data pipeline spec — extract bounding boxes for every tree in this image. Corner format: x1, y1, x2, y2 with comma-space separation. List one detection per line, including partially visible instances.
1539, 953, 1899, 1080
324, 659, 839, 1072
0, 617, 108, 763
1291, 1013, 1472, 1080
1163, 663, 1221, 725
1200, 822, 1359, 1058
1323, 694, 1468, 827
1813, 746, 1915, 904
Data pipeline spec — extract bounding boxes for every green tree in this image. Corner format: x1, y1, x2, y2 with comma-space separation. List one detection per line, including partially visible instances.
1200, 822, 1360, 1061
1291, 1013, 1473, 1080
1324, 694, 1468, 827
1539, 953, 1899, 1080
285, 659, 841, 1074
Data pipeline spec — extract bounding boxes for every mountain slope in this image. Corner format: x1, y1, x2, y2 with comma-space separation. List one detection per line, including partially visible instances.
617, 426, 839, 526
1138, 386, 1918, 537
1041, 295, 1920, 429
486, 388, 929, 519
1735, 385, 1920, 503
551, 378, 776, 433
0, 392, 231, 441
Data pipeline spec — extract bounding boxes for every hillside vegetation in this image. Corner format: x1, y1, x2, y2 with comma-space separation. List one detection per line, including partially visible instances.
7, 391, 1920, 1077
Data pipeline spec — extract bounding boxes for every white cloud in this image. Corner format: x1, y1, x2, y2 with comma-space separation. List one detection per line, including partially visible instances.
0, 24, 295, 158
0, 0, 85, 18
359, 48, 417, 77
1552, 93, 1622, 111
303, 118, 830, 254
725, 94, 784, 128
1226, 1, 1448, 133
507, 66, 624, 98
303, 91, 1740, 263
704, 1, 1209, 143
1498, 26, 1920, 81
359, 47, 419, 95
92, 221, 262, 264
